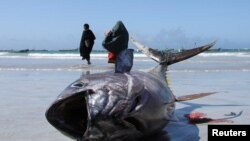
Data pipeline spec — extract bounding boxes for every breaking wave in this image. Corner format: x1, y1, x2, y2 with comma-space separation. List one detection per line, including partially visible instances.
1, 51, 250, 60
0, 52, 148, 59
198, 52, 250, 57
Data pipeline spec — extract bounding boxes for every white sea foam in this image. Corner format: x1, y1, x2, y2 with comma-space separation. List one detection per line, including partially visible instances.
0, 52, 9, 56
169, 69, 250, 73
27, 53, 79, 59
1, 67, 249, 73
0, 52, 148, 59
1, 51, 250, 59
4, 67, 117, 72
198, 52, 250, 57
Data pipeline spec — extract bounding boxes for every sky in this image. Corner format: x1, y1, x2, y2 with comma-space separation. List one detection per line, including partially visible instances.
0, 0, 250, 50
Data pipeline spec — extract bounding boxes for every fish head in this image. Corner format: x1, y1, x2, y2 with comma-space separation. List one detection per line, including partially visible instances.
45, 77, 91, 139
45, 72, 147, 140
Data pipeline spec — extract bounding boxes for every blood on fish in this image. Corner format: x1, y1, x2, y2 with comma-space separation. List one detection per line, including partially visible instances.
184, 112, 233, 124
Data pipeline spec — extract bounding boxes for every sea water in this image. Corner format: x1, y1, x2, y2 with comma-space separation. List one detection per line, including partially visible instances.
0, 51, 249, 141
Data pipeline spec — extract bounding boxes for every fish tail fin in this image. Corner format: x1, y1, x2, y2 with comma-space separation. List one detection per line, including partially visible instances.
130, 37, 216, 66
130, 37, 216, 84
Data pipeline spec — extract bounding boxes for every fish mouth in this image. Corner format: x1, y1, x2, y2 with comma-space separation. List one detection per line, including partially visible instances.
45, 90, 92, 139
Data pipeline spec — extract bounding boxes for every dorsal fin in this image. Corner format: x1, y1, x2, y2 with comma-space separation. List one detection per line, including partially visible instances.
130, 38, 216, 83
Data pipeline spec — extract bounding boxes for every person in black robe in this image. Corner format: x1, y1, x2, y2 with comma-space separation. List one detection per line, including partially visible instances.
79, 23, 96, 65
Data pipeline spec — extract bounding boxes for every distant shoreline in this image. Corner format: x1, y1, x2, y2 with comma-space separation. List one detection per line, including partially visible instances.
1, 48, 250, 53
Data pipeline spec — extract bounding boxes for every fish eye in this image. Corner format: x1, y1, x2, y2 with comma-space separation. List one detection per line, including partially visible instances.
71, 82, 88, 88
103, 86, 109, 93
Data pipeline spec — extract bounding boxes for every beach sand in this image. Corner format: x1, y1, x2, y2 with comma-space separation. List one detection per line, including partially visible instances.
0, 54, 249, 141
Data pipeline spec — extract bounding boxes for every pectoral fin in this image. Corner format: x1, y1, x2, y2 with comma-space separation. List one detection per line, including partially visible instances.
175, 92, 217, 102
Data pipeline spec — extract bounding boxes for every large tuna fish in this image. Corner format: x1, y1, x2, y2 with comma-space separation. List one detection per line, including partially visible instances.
45, 38, 216, 141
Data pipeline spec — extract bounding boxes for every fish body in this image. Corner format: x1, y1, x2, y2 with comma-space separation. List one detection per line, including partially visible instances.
46, 39, 216, 140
